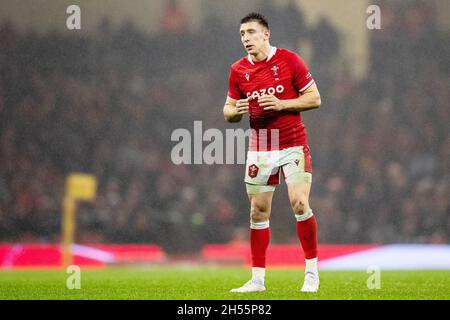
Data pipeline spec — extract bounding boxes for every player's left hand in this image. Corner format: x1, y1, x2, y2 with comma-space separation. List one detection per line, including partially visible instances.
258, 95, 285, 111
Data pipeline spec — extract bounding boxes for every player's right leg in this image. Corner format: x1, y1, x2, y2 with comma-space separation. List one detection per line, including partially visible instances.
230, 188, 274, 293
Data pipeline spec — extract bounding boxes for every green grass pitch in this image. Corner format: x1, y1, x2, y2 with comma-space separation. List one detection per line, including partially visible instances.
0, 266, 449, 300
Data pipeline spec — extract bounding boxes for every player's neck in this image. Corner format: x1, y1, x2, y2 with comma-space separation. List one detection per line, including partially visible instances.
251, 43, 272, 62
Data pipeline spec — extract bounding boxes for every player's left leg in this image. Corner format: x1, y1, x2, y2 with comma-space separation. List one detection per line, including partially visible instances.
287, 181, 319, 292
282, 145, 319, 292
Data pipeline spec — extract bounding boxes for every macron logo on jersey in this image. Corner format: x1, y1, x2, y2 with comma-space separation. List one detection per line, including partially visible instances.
246, 85, 285, 99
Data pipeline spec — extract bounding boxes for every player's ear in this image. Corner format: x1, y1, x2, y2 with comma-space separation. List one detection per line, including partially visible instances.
264, 29, 270, 40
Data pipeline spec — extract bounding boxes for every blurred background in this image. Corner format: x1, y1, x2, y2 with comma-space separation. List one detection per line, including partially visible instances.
0, 0, 448, 260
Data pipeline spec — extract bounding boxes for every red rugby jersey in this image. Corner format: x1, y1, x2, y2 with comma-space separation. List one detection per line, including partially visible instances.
227, 47, 315, 151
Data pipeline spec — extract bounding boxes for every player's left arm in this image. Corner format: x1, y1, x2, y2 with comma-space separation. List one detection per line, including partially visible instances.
258, 83, 321, 112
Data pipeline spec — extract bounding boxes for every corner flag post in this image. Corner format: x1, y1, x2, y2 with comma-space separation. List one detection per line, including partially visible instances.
62, 174, 97, 268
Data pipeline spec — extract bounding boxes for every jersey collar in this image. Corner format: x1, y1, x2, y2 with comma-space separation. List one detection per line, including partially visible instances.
247, 46, 277, 65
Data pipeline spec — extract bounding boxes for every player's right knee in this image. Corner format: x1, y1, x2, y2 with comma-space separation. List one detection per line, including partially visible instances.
250, 205, 270, 223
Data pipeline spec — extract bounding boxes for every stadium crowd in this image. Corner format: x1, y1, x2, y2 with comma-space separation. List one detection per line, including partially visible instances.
0, 0, 448, 253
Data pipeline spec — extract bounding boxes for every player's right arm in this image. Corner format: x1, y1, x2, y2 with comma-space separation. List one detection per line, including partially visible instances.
225, 65, 250, 123
223, 96, 250, 123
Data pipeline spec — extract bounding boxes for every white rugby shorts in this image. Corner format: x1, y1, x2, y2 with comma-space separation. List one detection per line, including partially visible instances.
245, 145, 312, 194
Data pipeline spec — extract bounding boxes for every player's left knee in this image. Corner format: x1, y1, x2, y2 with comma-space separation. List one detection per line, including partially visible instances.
291, 197, 310, 215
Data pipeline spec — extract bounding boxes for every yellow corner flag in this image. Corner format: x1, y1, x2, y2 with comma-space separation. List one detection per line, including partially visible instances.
62, 173, 97, 268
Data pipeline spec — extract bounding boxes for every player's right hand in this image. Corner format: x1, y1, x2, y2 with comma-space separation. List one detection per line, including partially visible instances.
235, 97, 251, 115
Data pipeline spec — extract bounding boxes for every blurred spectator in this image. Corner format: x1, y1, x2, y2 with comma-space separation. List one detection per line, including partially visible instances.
160, 0, 189, 36
260, 0, 307, 50
309, 16, 339, 87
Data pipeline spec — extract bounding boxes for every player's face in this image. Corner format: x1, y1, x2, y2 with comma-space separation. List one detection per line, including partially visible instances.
240, 22, 270, 56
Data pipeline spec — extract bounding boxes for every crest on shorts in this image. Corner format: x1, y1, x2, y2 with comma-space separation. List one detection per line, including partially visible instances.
248, 164, 259, 178
295, 159, 300, 166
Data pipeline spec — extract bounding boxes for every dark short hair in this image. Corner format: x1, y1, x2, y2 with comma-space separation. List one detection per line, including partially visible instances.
240, 13, 269, 30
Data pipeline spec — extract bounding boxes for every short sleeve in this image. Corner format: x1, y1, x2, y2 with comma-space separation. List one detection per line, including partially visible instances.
292, 54, 315, 93
227, 68, 243, 100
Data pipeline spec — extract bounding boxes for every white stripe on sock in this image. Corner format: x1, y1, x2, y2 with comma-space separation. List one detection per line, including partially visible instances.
295, 209, 314, 222
250, 220, 270, 229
